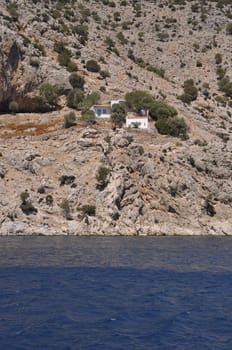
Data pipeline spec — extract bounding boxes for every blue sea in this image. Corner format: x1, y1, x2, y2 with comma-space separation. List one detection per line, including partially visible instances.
0, 236, 232, 350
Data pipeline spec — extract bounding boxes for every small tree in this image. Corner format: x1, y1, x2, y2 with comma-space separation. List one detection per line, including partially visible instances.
35, 83, 59, 111
111, 103, 126, 127
67, 88, 84, 109
86, 59, 101, 72
69, 73, 85, 90
125, 90, 154, 114
149, 100, 177, 120
178, 79, 198, 104
79, 91, 101, 111
156, 116, 188, 139
9, 101, 19, 114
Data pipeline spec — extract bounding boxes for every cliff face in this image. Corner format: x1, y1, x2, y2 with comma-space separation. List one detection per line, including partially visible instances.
0, 113, 231, 236
0, 0, 231, 110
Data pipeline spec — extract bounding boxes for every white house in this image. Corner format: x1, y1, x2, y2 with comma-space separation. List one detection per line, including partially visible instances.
92, 104, 111, 118
92, 100, 125, 118
126, 114, 149, 129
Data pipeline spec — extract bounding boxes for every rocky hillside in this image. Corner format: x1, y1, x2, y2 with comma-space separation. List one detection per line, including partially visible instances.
0, 0, 231, 235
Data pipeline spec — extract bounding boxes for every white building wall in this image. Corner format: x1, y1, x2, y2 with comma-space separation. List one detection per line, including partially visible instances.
111, 99, 125, 107
92, 107, 111, 118
126, 117, 148, 129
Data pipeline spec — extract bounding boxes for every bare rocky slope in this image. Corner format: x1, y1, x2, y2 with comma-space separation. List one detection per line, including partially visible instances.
0, 0, 231, 235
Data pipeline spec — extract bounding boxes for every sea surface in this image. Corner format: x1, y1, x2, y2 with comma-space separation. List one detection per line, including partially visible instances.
0, 236, 232, 350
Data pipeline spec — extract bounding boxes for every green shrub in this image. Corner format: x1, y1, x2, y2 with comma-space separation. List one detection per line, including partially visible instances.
218, 76, 232, 97
100, 70, 111, 79
7, 2, 18, 20
58, 51, 71, 67
149, 100, 177, 120
20, 191, 37, 215
104, 36, 115, 50
69, 73, 85, 89
96, 166, 110, 189
35, 83, 59, 112
215, 53, 222, 64
216, 66, 226, 79
67, 89, 84, 109
157, 31, 169, 41
67, 60, 78, 72
34, 42, 45, 56
117, 31, 128, 45
59, 175, 76, 186
72, 24, 88, 45
147, 65, 165, 78
20, 191, 29, 203
111, 103, 126, 126
46, 195, 53, 206
60, 198, 71, 219
81, 110, 96, 125
63, 111, 76, 128
125, 90, 154, 114
9, 101, 19, 114
156, 116, 188, 139
80, 205, 96, 216
86, 59, 101, 72
178, 79, 198, 104
54, 41, 66, 54
79, 91, 101, 111
226, 22, 232, 34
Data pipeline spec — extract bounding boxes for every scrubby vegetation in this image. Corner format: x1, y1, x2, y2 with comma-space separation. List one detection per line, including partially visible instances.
20, 191, 37, 215
63, 111, 76, 128
125, 90, 187, 138
178, 79, 198, 104
86, 59, 101, 73
111, 103, 127, 126
81, 110, 96, 125
96, 166, 110, 189
156, 116, 188, 139
9, 101, 19, 114
35, 83, 59, 112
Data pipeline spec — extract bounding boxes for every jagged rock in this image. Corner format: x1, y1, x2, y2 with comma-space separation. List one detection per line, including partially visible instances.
1, 220, 31, 235
128, 143, 144, 158
0, 163, 7, 178
80, 128, 99, 139
111, 130, 133, 148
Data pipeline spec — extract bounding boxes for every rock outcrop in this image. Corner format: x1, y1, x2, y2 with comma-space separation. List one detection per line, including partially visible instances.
0, 117, 231, 236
